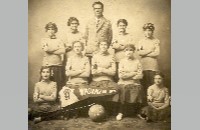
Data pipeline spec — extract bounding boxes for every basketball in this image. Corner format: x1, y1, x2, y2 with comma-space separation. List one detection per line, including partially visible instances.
88, 104, 106, 122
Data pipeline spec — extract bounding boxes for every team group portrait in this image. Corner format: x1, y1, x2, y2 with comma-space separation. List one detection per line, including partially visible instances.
28, 0, 171, 129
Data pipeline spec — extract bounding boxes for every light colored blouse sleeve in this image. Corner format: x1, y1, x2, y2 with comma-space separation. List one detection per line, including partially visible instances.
33, 83, 42, 103
59, 39, 65, 49
164, 88, 170, 104
118, 60, 124, 78
65, 58, 72, 76
91, 55, 98, 75
79, 57, 90, 77
48, 82, 57, 101
41, 38, 55, 52
147, 39, 160, 57
53, 39, 65, 54
103, 55, 116, 76
40, 82, 57, 101
133, 60, 143, 80
137, 40, 152, 56
147, 85, 154, 100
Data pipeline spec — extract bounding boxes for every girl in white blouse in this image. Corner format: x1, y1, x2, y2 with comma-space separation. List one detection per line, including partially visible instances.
112, 19, 134, 62
116, 44, 143, 121
41, 22, 66, 92
29, 66, 59, 122
90, 41, 119, 115
147, 72, 170, 121
59, 41, 90, 119
140, 72, 170, 122
64, 17, 86, 61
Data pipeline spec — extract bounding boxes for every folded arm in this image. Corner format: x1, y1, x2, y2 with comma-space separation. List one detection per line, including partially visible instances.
147, 41, 160, 57
132, 61, 143, 80
78, 59, 90, 78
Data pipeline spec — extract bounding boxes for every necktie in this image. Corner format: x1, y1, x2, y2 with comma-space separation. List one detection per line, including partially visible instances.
96, 19, 100, 29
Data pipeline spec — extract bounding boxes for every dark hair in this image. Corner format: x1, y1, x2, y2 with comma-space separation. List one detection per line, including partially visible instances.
124, 44, 136, 51
154, 71, 165, 79
92, 1, 104, 9
98, 41, 109, 50
45, 22, 58, 33
67, 17, 80, 26
39, 66, 54, 81
72, 40, 84, 51
117, 19, 128, 26
99, 41, 108, 45
143, 23, 155, 31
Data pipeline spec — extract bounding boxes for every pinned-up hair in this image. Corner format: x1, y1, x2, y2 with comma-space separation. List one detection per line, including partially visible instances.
72, 40, 85, 51
154, 71, 165, 79
143, 23, 155, 31
39, 66, 54, 81
124, 44, 136, 51
98, 41, 109, 47
67, 17, 79, 26
45, 22, 58, 33
117, 19, 128, 26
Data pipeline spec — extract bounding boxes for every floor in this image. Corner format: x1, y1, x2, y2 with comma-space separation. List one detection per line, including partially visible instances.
28, 116, 171, 130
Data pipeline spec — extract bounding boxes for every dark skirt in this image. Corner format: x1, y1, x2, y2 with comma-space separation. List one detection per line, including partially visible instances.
30, 102, 60, 118
47, 65, 66, 92
141, 70, 157, 104
141, 70, 156, 89
118, 84, 142, 104
141, 106, 171, 121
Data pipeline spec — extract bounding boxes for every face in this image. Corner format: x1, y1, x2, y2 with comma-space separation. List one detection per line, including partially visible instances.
73, 42, 83, 54
99, 42, 108, 52
70, 20, 79, 31
144, 29, 153, 38
47, 28, 56, 37
154, 75, 163, 85
41, 68, 51, 80
124, 48, 134, 58
93, 4, 103, 17
118, 22, 127, 33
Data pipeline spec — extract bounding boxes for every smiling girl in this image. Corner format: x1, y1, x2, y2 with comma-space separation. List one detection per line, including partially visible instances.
29, 66, 59, 122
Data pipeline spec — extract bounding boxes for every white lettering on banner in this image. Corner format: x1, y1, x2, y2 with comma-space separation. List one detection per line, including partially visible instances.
109, 90, 116, 93
79, 88, 116, 96
102, 90, 107, 94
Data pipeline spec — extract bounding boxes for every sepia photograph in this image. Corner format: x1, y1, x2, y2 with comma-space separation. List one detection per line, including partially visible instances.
28, 0, 171, 129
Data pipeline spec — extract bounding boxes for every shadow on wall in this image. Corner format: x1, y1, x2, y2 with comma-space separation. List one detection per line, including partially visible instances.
28, 0, 171, 99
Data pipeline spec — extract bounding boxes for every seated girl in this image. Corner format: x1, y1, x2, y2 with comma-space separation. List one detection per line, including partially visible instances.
59, 41, 90, 119
116, 44, 143, 121
29, 66, 59, 122
141, 72, 170, 122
